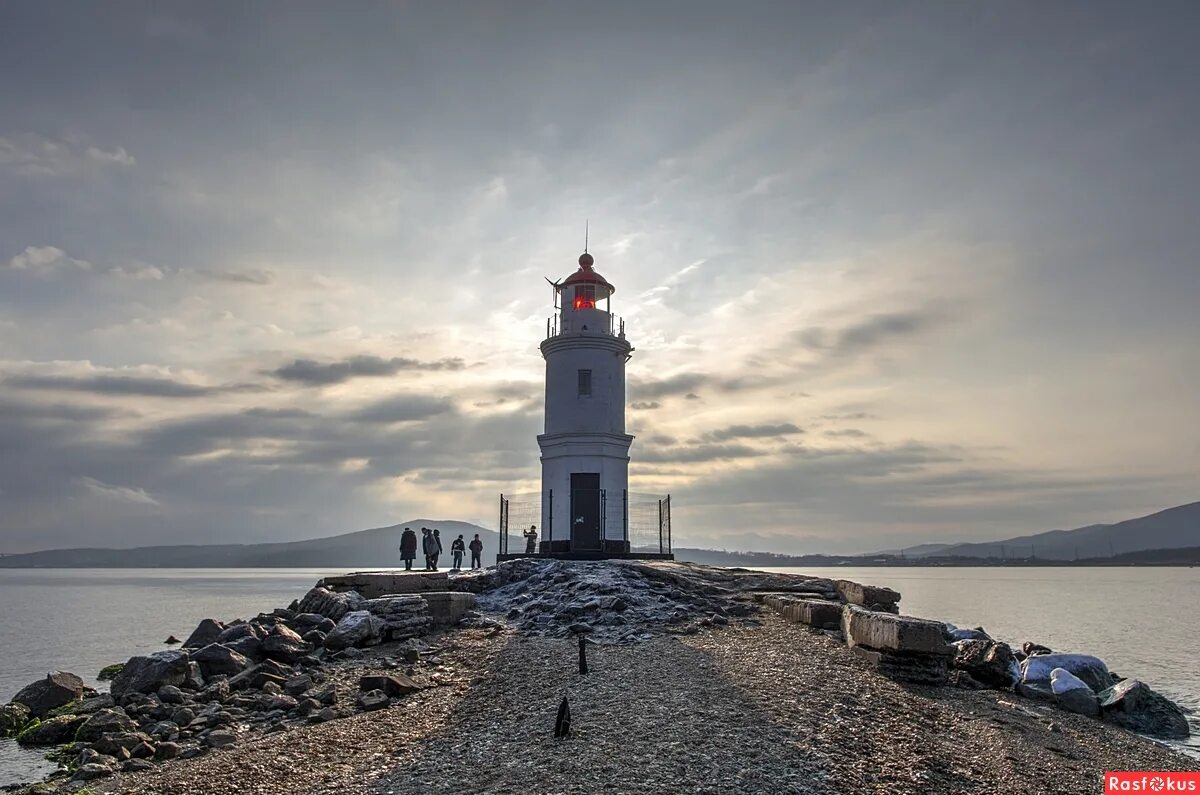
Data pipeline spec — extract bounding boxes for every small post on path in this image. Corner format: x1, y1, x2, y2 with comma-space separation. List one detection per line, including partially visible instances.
554, 696, 572, 738
578, 634, 589, 675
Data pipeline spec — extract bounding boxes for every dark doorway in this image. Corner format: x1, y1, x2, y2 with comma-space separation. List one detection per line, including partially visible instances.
570, 473, 601, 551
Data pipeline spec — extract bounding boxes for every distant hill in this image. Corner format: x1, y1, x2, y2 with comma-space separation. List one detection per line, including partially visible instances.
0, 520, 498, 569
906, 502, 1200, 560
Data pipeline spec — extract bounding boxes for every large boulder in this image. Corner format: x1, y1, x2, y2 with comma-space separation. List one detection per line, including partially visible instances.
1020, 653, 1113, 694
191, 644, 251, 678
110, 651, 191, 698
16, 713, 87, 745
295, 586, 366, 622
260, 625, 313, 664
1098, 679, 1190, 739
324, 610, 386, 650
76, 708, 139, 742
841, 605, 951, 656
1, 703, 31, 737
11, 671, 85, 718
183, 618, 226, 649
952, 639, 1020, 689
1051, 668, 1100, 717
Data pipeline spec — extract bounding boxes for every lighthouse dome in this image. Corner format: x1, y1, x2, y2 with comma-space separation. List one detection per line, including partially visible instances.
561, 252, 614, 296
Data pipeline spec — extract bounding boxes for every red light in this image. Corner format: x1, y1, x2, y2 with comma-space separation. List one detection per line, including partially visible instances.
574, 297, 595, 309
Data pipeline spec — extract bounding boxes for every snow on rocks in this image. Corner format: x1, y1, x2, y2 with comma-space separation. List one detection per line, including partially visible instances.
1051, 667, 1100, 717
1020, 653, 1114, 694
474, 559, 758, 642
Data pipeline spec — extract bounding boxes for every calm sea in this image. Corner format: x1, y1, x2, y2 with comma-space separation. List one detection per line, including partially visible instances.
0, 566, 1196, 785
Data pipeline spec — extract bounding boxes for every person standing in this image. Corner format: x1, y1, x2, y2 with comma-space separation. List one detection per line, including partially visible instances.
468, 534, 483, 569
431, 528, 444, 570
421, 527, 434, 571
523, 524, 538, 555
399, 527, 417, 571
450, 534, 465, 570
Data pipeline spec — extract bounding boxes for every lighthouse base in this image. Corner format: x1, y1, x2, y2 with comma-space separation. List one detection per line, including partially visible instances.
496, 550, 675, 563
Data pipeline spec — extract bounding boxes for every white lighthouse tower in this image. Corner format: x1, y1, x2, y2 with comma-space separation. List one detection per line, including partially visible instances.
537, 250, 633, 555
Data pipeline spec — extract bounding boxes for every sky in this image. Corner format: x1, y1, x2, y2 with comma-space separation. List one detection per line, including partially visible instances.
1, 2, 1198, 555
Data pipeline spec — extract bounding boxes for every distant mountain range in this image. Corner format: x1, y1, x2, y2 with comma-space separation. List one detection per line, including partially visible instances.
1, 502, 1196, 568
892, 502, 1199, 560
0, 520, 498, 569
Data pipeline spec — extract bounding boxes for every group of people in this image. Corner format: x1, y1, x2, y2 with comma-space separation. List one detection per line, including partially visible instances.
398, 527, 484, 571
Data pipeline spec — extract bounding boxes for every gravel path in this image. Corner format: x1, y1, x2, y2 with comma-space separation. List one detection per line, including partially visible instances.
376, 631, 830, 795
93, 614, 1197, 795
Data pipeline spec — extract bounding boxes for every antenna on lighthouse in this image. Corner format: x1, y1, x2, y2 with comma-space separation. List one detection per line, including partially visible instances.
584, 220, 589, 253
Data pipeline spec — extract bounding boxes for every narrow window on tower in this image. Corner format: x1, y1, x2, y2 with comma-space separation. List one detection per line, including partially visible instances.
574, 285, 596, 310
577, 369, 592, 397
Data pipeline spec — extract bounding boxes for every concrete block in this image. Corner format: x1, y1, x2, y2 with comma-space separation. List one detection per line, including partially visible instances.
419, 591, 476, 627
841, 604, 951, 656
851, 646, 950, 685
320, 571, 448, 599
835, 579, 901, 611
782, 598, 843, 629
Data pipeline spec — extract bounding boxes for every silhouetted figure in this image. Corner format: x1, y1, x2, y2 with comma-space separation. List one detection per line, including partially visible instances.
469, 533, 483, 569
524, 524, 538, 555
399, 527, 418, 571
450, 534, 465, 570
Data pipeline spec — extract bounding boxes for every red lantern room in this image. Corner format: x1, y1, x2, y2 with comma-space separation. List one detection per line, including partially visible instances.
563, 252, 613, 309
548, 252, 623, 338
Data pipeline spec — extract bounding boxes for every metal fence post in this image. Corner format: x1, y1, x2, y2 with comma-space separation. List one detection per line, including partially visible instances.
666, 495, 672, 553
548, 489, 553, 552
658, 498, 664, 555
622, 489, 628, 549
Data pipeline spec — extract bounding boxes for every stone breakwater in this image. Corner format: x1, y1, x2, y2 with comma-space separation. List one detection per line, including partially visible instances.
762, 588, 1192, 741
1, 576, 480, 793
0, 560, 1192, 794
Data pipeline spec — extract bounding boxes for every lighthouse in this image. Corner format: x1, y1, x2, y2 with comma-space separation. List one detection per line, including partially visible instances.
537, 250, 634, 555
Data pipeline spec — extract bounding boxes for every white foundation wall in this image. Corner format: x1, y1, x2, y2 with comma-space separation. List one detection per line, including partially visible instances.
537, 434, 632, 542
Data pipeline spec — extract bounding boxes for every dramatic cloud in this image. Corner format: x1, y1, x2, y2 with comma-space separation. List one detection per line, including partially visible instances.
1, 4, 1197, 553
349, 394, 456, 424
5, 246, 91, 274
6, 373, 222, 398
0, 134, 134, 177
78, 476, 158, 505
702, 423, 803, 442
270, 355, 467, 385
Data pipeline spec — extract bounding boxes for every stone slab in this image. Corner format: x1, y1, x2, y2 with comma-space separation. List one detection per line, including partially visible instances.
841, 604, 951, 656
835, 579, 901, 611
319, 571, 449, 599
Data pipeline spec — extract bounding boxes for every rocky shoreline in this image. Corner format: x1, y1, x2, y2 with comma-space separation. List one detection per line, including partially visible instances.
1, 560, 1195, 794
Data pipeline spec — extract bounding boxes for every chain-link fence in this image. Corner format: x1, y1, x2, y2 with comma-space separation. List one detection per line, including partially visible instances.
499, 490, 671, 557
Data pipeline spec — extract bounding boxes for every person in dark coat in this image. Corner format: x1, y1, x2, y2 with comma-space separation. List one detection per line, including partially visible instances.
398, 527, 418, 571
523, 524, 538, 555
421, 527, 435, 571
430, 528, 444, 570
468, 534, 483, 570
450, 534, 466, 570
